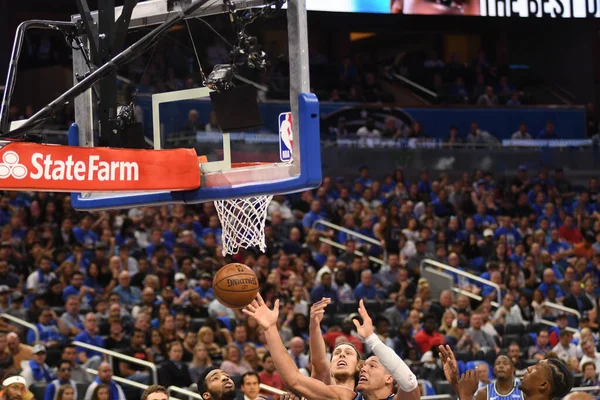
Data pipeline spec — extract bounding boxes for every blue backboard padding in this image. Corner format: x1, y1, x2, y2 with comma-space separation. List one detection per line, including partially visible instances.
69, 93, 322, 210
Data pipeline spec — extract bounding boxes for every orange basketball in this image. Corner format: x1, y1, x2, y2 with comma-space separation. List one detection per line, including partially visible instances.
212, 263, 259, 308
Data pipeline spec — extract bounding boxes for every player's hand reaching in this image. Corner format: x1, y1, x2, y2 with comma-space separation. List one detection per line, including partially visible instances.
310, 298, 331, 326
438, 345, 459, 386
280, 393, 301, 400
243, 293, 279, 330
456, 370, 479, 400
352, 299, 374, 339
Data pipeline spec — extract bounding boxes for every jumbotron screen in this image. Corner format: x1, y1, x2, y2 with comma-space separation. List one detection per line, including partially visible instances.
305, 0, 600, 17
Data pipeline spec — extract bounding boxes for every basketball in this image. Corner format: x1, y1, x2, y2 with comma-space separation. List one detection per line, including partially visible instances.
212, 263, 259, 308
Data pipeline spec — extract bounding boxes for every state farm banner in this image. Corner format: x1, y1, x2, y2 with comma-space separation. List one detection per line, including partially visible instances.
0, 142, 201, 192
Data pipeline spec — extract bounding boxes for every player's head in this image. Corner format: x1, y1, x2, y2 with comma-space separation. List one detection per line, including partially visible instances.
493, 355, 515, 381
519, 358, 573, 400
198, 367, 236, 400
356, 356, 395, 395
141, 385, 169, 400
330, 342, 362, 381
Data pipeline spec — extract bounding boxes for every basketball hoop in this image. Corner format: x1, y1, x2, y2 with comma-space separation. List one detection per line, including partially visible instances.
215, 195, 273, 256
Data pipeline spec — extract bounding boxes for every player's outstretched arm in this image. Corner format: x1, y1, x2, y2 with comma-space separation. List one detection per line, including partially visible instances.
309, 298, 333, 384
354, 299, 420, 400
244, 294, 353, 400
438, 345, 485, 400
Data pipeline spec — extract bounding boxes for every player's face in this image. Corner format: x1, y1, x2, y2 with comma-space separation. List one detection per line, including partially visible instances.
330, 344, 359, 377
494, 356, 514, 380
204, 369, 236, 400
357, 356, 391, 392
519, 360, 550, 394
5, 383, 25, 400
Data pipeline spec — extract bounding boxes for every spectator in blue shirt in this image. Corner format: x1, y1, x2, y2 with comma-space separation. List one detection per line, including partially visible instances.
201, 216, 223, 244
353, 270, 379, 300
537, 120, 558, 139
75, 313, 105, 369
72, 214, 98, 250
537, 268, 565, 300
27, 308, 66, 347
112, 271, 142, 307
537, 203, 559, 229
310, 272, 338, 303
417, 171, 431, 194
302, 200, 327, 233
354, 166, 373, 188
547, 229, 571, 255
194, 272, 215, 303
494, 216, 522, 248
62, 271, 95, 308
473, 203, 497, 229
146, 229, 174, 258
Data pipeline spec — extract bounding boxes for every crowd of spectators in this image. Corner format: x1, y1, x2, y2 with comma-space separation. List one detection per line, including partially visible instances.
0, 162, 598, 399
389, 49, 531, 106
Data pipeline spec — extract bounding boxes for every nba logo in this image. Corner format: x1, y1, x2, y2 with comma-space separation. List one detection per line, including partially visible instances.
279, 112, 293, 162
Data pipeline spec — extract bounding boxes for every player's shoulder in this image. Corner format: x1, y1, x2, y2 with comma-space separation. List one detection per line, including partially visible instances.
330, 385, 356, 400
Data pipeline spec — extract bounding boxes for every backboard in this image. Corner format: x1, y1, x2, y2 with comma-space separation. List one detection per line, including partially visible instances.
69, 0, 321, 210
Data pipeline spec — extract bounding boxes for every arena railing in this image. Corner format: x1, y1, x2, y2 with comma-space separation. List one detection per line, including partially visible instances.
168, 386, 203, 400
570, 386, 600, 392
420, 259, 502, 306
313, 219, 386, 264
318, 237, 385, 266
538, 301, 580, 334
1, 313, 39, 344
74, 340, 158, 385
86, 367, 149, 391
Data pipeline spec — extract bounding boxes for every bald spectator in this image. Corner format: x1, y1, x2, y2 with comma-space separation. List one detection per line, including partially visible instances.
112, 271, 142, 306
353, 270, 378, 300
537, 268, 565, 300
83, 362, 126, 400
6, 332, 31, 369
564, 392, 595, 400
287, 337, 308, 369
74, 313, 104, 369
428, 290, 456, 325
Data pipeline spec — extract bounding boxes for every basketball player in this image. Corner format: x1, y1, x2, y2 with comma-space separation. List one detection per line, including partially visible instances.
198, 367, 237, 400
244, 294, 358, 400
1, 376, 27, 400
474, 354, 522, 400
352, 299, 420, 400
141, 385, 169, 400
309, 298, 362, 392
439, 345, 573, 400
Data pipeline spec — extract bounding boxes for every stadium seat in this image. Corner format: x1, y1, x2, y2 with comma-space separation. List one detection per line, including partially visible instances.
434, 380, 454, 395
454, 351, 472, 362
76, 381, 89, 400
337, 302, 357, 314
502, 334, 521, 348
505, 324, 525, 335
363, 300, 380, 314
494, 324, 504, 336
30, 383, 48, 400
191, 318, 207, 332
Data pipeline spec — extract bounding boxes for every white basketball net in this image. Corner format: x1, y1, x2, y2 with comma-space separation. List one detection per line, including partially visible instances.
215, 195, 274, 256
